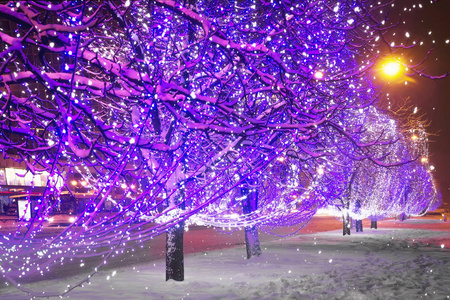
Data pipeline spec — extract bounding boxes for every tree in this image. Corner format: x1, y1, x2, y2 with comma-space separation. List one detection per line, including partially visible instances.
324, 108, 441, 233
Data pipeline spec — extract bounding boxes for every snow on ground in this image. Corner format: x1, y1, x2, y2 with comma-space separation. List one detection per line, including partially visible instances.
1, 219, 450, 299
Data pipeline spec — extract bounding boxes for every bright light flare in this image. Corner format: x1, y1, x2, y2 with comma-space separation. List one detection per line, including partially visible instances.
383, 60, 402, 77
314, 71, 324, 79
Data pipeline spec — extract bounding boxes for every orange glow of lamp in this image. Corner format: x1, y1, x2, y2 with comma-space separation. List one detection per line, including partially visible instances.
382, 60, 402, 77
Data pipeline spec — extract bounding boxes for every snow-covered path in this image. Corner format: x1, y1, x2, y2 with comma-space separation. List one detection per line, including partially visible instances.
1, 219, 450, 299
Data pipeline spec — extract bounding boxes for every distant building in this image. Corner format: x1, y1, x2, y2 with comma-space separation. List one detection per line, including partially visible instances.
0, 155, 53, 216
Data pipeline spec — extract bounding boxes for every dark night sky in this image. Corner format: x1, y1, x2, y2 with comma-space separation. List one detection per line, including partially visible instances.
386, 0, 450, 207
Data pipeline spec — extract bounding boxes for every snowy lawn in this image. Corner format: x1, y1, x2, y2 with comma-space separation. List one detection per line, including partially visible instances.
1, 219, 450, 299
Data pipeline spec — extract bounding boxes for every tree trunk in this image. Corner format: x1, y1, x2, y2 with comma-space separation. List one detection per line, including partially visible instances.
399, 212, 407, 221
241, 185, 261, 258
350, 217, 356, 229
244, 225, 261, 259
164, 0, 195, 280
355, 219, 363, 232
343, 213, 351, 236
370, 220, 377, 229
166, 221, 184, 281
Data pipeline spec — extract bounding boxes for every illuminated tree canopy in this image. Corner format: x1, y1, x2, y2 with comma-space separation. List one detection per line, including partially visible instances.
325, 109, 440, 226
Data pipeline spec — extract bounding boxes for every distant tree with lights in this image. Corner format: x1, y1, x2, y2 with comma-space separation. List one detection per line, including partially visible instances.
325, 108, 441, 234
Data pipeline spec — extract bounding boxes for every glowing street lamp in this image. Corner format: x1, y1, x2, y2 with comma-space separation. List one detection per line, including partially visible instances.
382, 60, 402, 77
